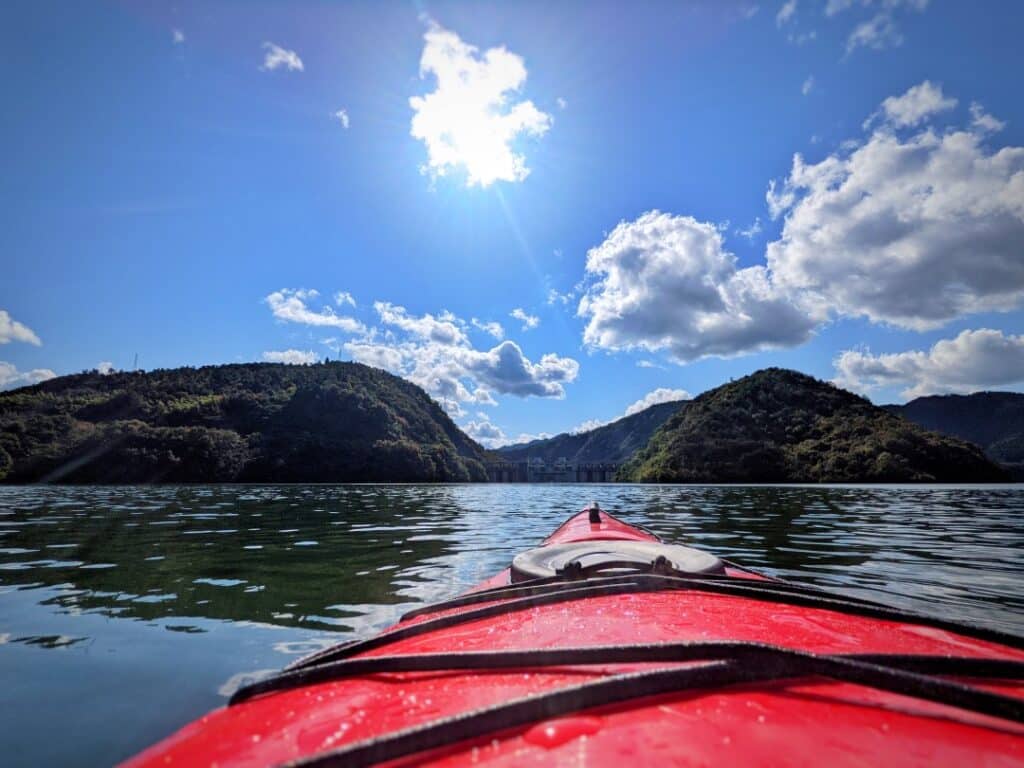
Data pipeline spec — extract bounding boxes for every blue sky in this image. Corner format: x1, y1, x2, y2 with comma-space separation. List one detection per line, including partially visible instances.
3, 0, 1024, 446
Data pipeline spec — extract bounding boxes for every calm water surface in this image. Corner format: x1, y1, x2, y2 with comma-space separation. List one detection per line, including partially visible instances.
1, 484, 1022, 766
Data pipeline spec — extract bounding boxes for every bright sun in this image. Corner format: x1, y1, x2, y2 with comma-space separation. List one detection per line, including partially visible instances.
410, 22, 552, 188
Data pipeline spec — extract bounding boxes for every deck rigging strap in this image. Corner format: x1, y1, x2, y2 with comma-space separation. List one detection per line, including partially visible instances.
279, 644, 1024, 768
232, 640, 1024, 705
286, 571, 1024, 671
400, 569, 889, 622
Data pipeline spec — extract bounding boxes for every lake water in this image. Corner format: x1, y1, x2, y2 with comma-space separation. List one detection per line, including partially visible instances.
1, 484, 1022, 766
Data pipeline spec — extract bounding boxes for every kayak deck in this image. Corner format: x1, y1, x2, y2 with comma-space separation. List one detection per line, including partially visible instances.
125, 507, 1024, 767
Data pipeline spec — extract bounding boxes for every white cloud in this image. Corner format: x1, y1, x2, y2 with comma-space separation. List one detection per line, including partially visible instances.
375, 301, 468, 345
828, 0, 929, 17
845, 2, 928, 54
261, 42, 303, 72
471, 318, 504, 339
263, 289, 574, 409
578, 211, 815, 363
623, 387, 691, 417
788, 30, 817, 45
0, 361, 56, 391
824, 0, 856, 15
409, 21, 552, 187
743, 5, 760, 19
771, 0, 818, 43
334, 109, 350, 129
576, 83, 1021, 367
343, 341, 406, 372
262, 349, 318, 365
970, 102, 1006, 134
846, 12, 900, 52
332, 304, 578, 409
831, 0, 937, 14
636, 360, 664, 369
833, 329, 1024, 399
510, 307, 539, 330
334, 291, 356, 307
0, 310, 41, 346
172, 28, 185, 45
767, 85, 1024, 331
736, 217, 763, 241
345, 336, 577, 406
556, 97, 568, 110
266, 289, 364, 333
776, 0, 797, 26
96, 361, 114, 375
462, 416, 506, 448
463, 416, 554, 449
826, 0, 928, 54
461, 342, 578, 398
801, 75, 815, 96
570, 418, 607, 435
565, 387, 690, 436
473, 387, 497, 406
871, 80, 956, 128
546, 288, 574, 306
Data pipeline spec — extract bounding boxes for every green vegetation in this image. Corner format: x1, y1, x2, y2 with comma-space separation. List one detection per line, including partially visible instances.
497, 400, 684, 464
4, 363, 1014, 485
0, 362, 487, 483
620, 368, 1006, 483
885, 392, 1024, 475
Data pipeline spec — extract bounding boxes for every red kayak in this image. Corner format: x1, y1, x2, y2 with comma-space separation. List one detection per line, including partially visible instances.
126, 504, 1024, 767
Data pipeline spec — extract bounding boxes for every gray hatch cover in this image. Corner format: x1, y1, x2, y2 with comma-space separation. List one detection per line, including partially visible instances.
511, 540, 725, 582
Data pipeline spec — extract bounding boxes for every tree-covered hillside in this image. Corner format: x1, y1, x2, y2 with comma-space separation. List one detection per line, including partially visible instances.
885, 392, 1024, 470
620, 369, 1006, 483
497, 400, 684, 464
0, 362, 488, 483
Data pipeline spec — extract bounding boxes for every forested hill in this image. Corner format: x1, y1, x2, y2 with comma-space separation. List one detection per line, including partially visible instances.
497, 400, 684, 464
620, 369, 1006, 483
884, 392, 1024, 471
0, 362, 488, 483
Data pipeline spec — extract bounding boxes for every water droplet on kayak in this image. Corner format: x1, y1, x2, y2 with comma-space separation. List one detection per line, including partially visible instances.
523, 716, 603, 748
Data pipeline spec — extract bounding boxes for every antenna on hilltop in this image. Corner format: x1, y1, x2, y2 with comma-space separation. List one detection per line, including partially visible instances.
133, 353, 139, 372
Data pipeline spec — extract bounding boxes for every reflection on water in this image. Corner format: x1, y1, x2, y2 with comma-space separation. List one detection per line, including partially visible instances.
0, 484, 1022, 766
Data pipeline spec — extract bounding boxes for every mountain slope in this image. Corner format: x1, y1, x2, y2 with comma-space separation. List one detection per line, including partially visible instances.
885, 392, 1024, 466
497, 400, 684, 464
0, 362, 488, 483
621, 368, 1006, 483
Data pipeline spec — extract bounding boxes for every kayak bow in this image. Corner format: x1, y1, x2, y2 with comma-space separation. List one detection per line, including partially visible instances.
125, 503, 1024, 767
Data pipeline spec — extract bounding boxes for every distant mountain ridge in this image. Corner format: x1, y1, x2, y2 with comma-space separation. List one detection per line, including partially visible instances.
496, 400, 684, 464
620, 368, 1005, 483
885, 392, 1024, 469
0, 362, 488, 483
4, 361, 1018, 485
